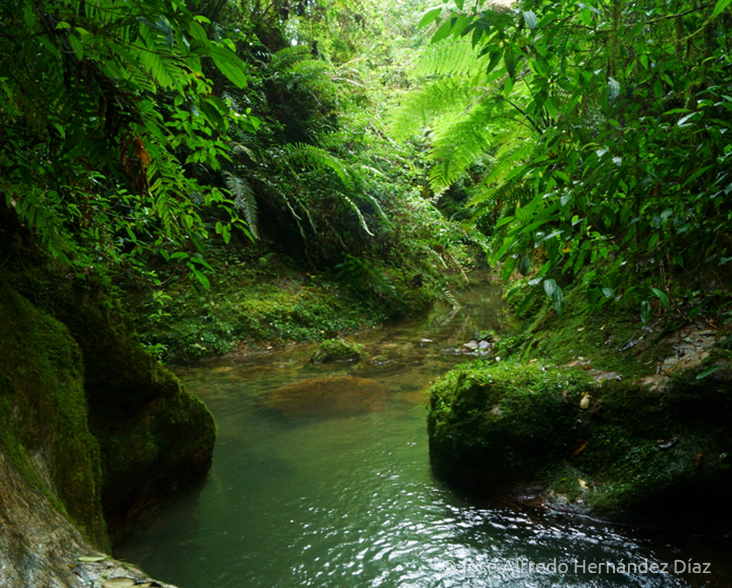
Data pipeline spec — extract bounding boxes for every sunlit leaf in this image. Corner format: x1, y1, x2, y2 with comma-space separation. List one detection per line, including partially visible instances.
712, 0, 732, 18
696, 366, 722, 380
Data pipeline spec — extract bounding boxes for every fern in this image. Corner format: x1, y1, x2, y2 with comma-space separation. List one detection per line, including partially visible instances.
223, 171, 258, 239
427, 100, 496, 193
268, 46, 313, 72
467, 130, 538, 210
284, 143, 354, 192
412, 40, 490, 78
390, 77, 485, 140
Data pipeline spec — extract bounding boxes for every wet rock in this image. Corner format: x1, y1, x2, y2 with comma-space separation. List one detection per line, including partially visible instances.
0, 282, 181, 587
587, 369, 622, 382
370, 355, 391, 365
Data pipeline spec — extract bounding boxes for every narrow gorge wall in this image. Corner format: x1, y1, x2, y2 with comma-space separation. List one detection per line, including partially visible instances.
0, 271, 215, 586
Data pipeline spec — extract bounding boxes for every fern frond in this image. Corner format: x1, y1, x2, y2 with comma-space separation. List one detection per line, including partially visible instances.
284, 143, 354, 192
343, 194, 374, 236
412, 40, 489, 78
467, 132, 538, 209
268, 46, 313, 72
427, 100, 496, 193
230, 142, 258, 162
223, 171, 258, 238
389, 75, 487, 140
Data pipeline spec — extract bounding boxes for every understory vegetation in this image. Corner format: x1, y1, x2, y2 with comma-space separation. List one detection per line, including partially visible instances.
1, 0, 482, 360
2, 0, 732, 357
396, 0, 732, 325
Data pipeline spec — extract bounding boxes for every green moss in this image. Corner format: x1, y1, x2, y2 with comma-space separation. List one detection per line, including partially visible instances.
311, 338, 365, 363
93, 370, 215, 526
1, 255, 217, 536
23, 270, 217, 527
131, 250, 433, 362
427, 356, 732, 523
0, 282, 108, 549
428, 360, 593, 491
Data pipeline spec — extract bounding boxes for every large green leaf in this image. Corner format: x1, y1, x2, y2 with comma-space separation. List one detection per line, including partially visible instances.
208, 45, 248, 88
712, 0, 732, 18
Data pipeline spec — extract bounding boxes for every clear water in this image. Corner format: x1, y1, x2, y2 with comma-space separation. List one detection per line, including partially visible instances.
114, 280, 732, 587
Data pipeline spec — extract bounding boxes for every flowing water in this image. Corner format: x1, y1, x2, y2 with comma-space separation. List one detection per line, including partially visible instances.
115, 279, 732, 588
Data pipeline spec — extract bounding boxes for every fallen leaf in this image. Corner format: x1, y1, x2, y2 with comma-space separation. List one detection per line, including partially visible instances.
571, 440, 588, 456
578, 478, 589, 490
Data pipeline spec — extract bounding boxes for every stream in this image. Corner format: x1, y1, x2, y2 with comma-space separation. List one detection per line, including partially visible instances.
115, 279, 732, 588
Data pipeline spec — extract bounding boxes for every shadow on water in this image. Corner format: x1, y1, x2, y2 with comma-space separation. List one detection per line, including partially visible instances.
114, 277, 732, 588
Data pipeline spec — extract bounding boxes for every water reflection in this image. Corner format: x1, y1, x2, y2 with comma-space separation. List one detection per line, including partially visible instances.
114, 281, 730, 588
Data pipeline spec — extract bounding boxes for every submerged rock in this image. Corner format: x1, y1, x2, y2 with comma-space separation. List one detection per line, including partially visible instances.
260, 376, 388, 420
427, 360, 732, 531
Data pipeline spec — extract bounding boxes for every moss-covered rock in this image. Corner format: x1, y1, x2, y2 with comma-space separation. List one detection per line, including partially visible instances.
1, 255, 216, 534
428, 361, 593, 492
31, 272, 216, 527
310, 338, 364, 364
427, 359, 732, 529
0, 281, 108, 549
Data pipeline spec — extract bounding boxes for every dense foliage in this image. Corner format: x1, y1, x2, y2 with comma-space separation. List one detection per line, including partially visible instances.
0, 0, 257, 283
2, 0, 480, 316
396, 0, 732, 321
6, 0, 729, 349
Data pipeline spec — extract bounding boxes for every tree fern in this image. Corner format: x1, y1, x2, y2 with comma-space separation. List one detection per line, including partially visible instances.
390, 77, 485, 140
467, 130, 538, 211
427, 99, 496, 193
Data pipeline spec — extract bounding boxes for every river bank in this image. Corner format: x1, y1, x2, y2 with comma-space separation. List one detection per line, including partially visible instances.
427, 279, 732, 534
131, 248, 473, 363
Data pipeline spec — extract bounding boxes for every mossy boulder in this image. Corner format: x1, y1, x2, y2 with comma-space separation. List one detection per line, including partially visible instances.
428, 361, 593, 491
35, 274, 216, 527
428, 359, 732, 529
310, 338, 364, 364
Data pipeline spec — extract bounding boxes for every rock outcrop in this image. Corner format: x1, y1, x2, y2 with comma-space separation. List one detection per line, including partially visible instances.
0, 273, 215, 586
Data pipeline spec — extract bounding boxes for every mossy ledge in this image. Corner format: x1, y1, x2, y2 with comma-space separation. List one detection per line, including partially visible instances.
0, 267, 214, 586
427, 359, 732, 532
